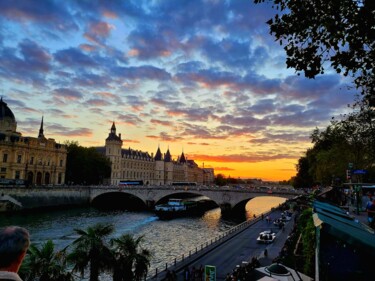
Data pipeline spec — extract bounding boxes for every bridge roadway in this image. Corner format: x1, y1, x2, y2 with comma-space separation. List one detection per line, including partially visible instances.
0, 184, 302, 212
149, 207, 296, 281
91, 185, 301, 210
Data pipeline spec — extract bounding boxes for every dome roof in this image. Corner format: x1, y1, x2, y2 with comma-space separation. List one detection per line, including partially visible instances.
0, 98, 16, 121
265, 263, 290, 275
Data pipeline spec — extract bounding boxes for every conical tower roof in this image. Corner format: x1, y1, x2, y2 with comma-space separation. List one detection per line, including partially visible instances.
154, 146, 162, 161
165, 148, 171, 162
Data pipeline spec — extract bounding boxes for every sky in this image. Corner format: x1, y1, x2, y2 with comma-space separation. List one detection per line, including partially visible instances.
0, 0, 356, 181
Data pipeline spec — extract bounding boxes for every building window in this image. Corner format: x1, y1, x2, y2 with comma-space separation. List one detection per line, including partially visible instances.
30, 157, 34, 164
60, 160, 63, 167
15, 171, 20, 179
17, 155, 22, 164
1, 168, 6, 172
3, 154, 7, 163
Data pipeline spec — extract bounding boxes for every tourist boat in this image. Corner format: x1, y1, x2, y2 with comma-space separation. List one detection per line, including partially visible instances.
257, 230, 276, 244
154, 198, 203, 219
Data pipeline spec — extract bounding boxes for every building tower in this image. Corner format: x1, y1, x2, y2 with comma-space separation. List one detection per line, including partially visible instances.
0, 98, 66, 185
154, 146, 164, 185
105, 122, 122, 185
179, 151, 188, 182
164, 147, 173, 185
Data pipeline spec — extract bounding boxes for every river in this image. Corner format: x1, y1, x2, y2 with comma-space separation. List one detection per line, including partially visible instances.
0, 196, 285, 278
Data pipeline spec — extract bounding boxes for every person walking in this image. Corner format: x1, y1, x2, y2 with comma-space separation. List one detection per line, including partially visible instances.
0, 226, 30, 281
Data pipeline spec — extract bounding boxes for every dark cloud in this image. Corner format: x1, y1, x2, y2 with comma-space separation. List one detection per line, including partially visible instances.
0, 0, 79, 32
54, 48, 98, 68
0, 40, 51, 85
112, 65, 171, 81
52, 88, 83, 101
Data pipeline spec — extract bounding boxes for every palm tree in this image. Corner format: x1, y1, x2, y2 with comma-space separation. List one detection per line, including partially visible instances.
68, 223, 114, 281
110, 234, 152, 281
21, 240, 73, 281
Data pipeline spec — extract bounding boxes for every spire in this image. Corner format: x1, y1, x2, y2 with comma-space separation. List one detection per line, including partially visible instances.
179, 151, 186, 163
106, 121, 122, 142
38, 116, 45, 139
111, 121, 116, 134
165, 147, 171, 162
154, 145, 162, 161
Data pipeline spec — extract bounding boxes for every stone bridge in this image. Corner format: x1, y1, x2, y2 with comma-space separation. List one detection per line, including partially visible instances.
90, 185, 302, 211
0, 185, 303, 212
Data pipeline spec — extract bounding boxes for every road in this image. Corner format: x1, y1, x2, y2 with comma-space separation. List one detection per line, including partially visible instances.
153, 208, 295, 280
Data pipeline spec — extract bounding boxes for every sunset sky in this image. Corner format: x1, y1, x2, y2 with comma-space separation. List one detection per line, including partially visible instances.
0, 0, 355, 181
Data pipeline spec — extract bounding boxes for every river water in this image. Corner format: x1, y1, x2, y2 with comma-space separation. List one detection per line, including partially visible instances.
0, 196, 285, 278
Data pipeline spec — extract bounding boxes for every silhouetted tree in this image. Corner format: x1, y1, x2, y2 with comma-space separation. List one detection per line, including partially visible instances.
254, 0, 375, 104
65, 141, 111, 185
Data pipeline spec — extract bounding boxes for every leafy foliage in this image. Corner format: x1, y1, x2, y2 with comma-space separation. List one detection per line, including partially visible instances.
21, 240, 73, 281
21, 223, 152, 281
110, 234, 152, 281
301, 211, 315, 276
68, 223, 114, 281
65, 141, 111, 185
254, 0, 375, 103
293, 106, 375, 187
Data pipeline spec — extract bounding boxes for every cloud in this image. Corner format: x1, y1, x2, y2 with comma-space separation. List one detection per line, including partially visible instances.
190, 153, 297, 163
0, 0, 78, 32
54, 48, 98, 68
112, 65, 171, 81
214, 167, 235, 171
52, 88, 83, 101
0, 40, 51, 85
84, 21, 114, 46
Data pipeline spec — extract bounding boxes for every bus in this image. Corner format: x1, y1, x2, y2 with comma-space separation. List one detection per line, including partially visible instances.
0, 178, 28, 187
118, 180, 144, 187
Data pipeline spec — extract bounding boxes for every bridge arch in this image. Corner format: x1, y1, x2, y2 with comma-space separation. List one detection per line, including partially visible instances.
91, 191, 147, 210
90, 186, 299, 213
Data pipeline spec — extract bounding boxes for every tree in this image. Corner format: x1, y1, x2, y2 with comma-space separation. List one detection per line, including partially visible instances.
65, 142, 111, 185
293, 106, 375, 186
110, 234, 152, 281
214, 173, 227, 186
254, 0, 375, 104
293, 156, 314, 189
68, 223, 114, 281
21, 240, 73, 281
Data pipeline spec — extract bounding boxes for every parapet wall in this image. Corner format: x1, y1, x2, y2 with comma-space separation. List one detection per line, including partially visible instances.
0, 187, 90, 211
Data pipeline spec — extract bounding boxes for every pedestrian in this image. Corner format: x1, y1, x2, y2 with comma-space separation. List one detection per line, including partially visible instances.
264, 248, 268, 257
366, 198, 375, 228
165, 270, 172, 281
184, 266, 190, 281
0, 226, 30, 281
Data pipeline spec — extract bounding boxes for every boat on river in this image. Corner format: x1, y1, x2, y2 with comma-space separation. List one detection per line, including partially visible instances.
154, 198, 205, 219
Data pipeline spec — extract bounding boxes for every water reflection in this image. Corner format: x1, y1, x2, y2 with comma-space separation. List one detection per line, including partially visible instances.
0, 196, 286, 276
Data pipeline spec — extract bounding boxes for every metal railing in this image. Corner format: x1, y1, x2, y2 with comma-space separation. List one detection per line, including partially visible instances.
147, 209, 274, 280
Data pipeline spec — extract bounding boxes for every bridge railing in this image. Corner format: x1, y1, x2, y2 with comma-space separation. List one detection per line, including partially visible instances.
147, 208, 276, 281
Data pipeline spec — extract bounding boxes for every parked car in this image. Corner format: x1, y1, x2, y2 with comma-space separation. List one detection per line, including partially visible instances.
257, 230, 276, 244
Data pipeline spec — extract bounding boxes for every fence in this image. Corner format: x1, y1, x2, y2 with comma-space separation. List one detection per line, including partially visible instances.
147, 209, 274, 280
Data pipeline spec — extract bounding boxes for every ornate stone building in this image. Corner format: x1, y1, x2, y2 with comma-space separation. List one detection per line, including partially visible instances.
104, 122, 214, 186
0, 98, 67, 185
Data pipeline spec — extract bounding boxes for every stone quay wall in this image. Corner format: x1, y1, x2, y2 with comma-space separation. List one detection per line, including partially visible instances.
0, 187, 90, 211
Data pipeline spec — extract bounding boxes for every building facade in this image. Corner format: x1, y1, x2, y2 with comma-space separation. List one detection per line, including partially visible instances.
104, 122, 214, 186
0, 98, 67, 185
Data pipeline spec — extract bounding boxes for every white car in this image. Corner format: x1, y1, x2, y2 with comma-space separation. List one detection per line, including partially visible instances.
257, 230, 276, 244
